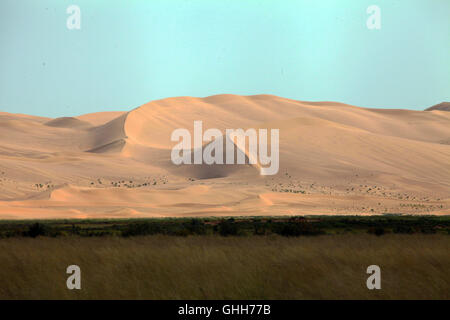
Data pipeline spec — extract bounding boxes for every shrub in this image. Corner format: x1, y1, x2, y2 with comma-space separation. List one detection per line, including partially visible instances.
24, 223, 48, 238
420, 226, 436, 234
273, 222, 322, 237
218, 219, 238, 236
252, 220, 268, 235
368, 227, 385, 236
184, 219, 207, 235
393, 225, 414, 234
122, 222, 162, 237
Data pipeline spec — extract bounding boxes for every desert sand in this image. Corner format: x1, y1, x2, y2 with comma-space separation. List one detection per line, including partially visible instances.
0, 95, 449, 219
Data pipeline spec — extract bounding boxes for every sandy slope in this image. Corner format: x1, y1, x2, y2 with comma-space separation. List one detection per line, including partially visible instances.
0, 95, 449, 219
426, 102, 450, 112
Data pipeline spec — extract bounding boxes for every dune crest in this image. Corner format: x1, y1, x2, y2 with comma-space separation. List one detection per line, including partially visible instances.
426, 102, 450, 112
44, 117, 92, 129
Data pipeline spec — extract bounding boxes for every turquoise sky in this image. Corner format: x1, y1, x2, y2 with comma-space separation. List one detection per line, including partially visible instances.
0, 0, 449, 117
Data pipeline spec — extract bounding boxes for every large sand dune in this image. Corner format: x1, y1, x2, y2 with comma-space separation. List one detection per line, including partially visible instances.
0, 95, 449, 219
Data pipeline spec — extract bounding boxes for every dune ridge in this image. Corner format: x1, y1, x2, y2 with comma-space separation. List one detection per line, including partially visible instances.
426, 102, 450, 112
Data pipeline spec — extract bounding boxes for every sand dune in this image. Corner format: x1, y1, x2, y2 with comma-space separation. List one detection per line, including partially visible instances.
426, 102, 450, 112
0, 95, 449, 219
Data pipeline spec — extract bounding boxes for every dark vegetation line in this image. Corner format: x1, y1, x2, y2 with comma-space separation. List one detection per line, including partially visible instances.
0, 215, 449, 238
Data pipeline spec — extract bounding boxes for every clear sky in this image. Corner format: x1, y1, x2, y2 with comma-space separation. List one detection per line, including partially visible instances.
0, 0, 449, 117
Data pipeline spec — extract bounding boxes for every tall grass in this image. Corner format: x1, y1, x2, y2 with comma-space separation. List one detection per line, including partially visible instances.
0, 234, 448, 299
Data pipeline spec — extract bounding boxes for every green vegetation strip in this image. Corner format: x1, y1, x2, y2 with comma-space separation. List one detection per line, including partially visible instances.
0, 215, 449, 238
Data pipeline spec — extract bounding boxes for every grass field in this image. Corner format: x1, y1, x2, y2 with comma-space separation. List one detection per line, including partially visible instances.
0, 234, 448, 299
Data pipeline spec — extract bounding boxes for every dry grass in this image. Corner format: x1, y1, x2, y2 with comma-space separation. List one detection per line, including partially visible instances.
0, 234, 448, 299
